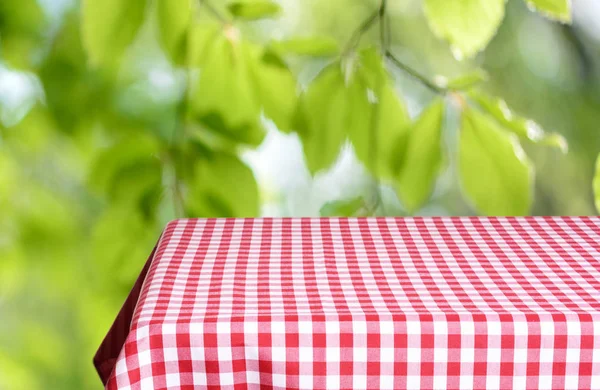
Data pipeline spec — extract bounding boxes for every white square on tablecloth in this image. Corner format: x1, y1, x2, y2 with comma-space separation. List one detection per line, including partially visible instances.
354, 347, 367, 362
220, 373, 234, 386
326, 347, 340, 362
164, 348, 178, 362
299, 374, 312, 389
166, 373, 180, 387
406, 375, 421, 390
406, 321, 420, 335
326, 375, 340, 389
299, 347, 312, 362
218, 347, 232, 361
299, 321, 312, 334
193, 372, 207, 385
380, 348, 394, 362
380, 375, 394, 389
434, 321, 447, 334
380, 322, 394, 334
246, 371, 260, 384
271, 322, 285, 334
138, 350, 151, 368
273, 374, 286, 387
538, 375, 552, 389
272, 347, 286, 362
140, 377, 154, 390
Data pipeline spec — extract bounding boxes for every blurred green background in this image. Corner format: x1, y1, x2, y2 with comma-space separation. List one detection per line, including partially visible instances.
1, 0, 599, 388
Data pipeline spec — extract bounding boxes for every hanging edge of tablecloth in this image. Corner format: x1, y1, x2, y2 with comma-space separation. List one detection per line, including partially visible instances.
93, 244, 158, 386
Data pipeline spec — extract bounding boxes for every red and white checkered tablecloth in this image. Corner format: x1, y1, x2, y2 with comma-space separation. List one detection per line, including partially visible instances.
95, 217, 600, 389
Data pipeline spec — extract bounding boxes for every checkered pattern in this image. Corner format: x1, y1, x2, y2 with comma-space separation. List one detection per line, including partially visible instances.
96, 217, 600, 389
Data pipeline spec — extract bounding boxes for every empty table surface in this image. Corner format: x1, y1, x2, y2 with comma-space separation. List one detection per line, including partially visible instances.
95, 217, 600, 390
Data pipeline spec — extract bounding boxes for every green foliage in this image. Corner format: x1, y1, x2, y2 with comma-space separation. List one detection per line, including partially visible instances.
185, 152, 259, 217
423, 0, 507, 59
295, 62, 365, 173
157, 0, 193, 64
249, 50, 298, 132
469, 91, 568, 152
525, 0, 571, 22
350, 49, 410, 179
0, 0, 45, 68
270, 36, 339, 57
394, 100, 445, 212
445, 69, 488, 91
320, 196, 365, 217
459, 107, 533, 215
82, 0, 148, 65
227, 1, 282, 20
595, 154, 600, 214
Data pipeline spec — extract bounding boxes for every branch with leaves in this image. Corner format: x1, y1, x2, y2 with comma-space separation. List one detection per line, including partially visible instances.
78, 0, 573, 218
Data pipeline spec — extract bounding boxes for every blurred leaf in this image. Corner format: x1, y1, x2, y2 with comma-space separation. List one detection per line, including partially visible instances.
469, 91, 567, 152
295, 62, 370, 174
91, 204, 158, 288
39, 13, 114, 133
157, 0, 193, 64
350, 49, 410, 179
459, 107, 533, 215
185, 152, 259, 217
320, 196, 365, 217
594, 154, 600, 214
227, 1, 282, 20
187, 23, 221, 66
81, 0, 148, 65
89, 134, 162, 202
249, 50, 298, 132
525, 0, 571, 22
423, 0, 506, 59
0, 351, 40, 390
192, 34, 266, 146
0, 0, 46, 68
271, 36, 339, 57
445, 69, 488, 90
395, 100, 444, 213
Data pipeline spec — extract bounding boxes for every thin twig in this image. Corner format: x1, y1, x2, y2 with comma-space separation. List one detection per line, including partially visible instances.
342, 9, 380, 56
379, 0, 388, 51
385, 50, 447, 94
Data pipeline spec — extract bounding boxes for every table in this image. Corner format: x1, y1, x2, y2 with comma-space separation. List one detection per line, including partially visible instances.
95, 217, 600, 389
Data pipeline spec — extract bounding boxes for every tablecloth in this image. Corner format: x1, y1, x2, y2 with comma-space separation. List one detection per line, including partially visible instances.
95, 217, 600, 389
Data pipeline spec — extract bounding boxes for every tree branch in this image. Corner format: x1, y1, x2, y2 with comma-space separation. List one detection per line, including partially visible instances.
343, 9, 380, 56
385, 50, 447, 94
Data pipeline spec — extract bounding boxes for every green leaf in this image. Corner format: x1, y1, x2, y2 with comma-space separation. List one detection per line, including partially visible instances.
395, 100, 445, 212
82, 0, 147, 66
271, 36, 339, 57
525, 0, 571, 23
157, 0, 193, 65
459, 107, 533, 216
89, 134, 161, 202
192, 35, 266, 146
469, 91, 567, 152
349, 49, 410, 179
423, 0, 506, 59
249, 50, 298, 132
91, 204, 158, 287
445, 69, 488, 90
295, 62, 371, 174
227, 1, 281, 20
594, 154, 600, 214
320, 197, 365, 217
185, 152, 259, 217
0, 0, 46, 69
